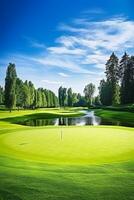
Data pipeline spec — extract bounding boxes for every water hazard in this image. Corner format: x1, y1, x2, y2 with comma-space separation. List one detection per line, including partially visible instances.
21, 111, 100, 126
17, 110, 134, 127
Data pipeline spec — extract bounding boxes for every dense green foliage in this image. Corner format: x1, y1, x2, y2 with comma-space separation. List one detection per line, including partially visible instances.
2, 63, 58, 110
99, 52, 134, 106
5, 63, 17, 111
105, 53, 120, 105
120, 54, 134, 104
58, 86, 87, 107
84, 83, 95, 107
0, 86, 4, 105
67, 88, 73, 106
99, 80, 112, 105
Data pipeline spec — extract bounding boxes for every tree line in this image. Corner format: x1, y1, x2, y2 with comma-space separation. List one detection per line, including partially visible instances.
1, 63, 58, 111
58, 86, 87, 107
99, 52, 134, 106
0, 52, 134, 110
58, 83, 97, 108
0, 63, 97, 110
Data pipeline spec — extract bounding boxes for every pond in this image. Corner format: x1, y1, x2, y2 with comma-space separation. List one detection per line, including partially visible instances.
18, 110, 134, 127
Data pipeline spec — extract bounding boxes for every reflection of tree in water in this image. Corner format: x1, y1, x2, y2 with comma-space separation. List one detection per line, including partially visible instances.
19, 112, 133, 127
59, 117, 63, 125
68, 118, 74, 125
59, 117, 68, 125
85, 117, 92, 125
24, 118, 57, 126
24, 117, 100, 126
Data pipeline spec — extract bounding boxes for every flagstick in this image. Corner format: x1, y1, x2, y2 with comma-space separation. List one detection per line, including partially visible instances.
61, 127, 63, 140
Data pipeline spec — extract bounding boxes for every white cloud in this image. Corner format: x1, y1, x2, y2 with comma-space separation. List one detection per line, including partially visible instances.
82, 50, 110, 69
2, 16, 134, 94
58, 17, 134, 52
58, 23, 88, 33
24, 36, 46, 49
56, 36, 76, 47
31, 41, 46, 49
31, 55, 94, 74
55, 16, 134, 70
22, 16, 134, 78
58, 72, 70, 77
48, 46, 86, 55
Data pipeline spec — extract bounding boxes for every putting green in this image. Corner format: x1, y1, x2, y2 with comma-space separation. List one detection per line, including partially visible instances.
0, 126, 134, 165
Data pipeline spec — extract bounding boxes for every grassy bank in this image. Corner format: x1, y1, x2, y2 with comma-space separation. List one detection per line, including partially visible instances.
92, 104, 134, 112
94, 109, 134, 126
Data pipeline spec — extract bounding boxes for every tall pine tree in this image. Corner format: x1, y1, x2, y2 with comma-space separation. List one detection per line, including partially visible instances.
119, 52, 129, 81
99, 79, 112, 105
84, 83, 95, 107
119, 53, 134, 104
5, 63, 17, 111
67, 88, 73, 107
121, 56, 134, 104
0, 86, 4, 105
105, 52, 120, 105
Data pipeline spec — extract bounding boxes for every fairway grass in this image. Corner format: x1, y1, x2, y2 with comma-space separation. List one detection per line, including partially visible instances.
0, 109, 134, 200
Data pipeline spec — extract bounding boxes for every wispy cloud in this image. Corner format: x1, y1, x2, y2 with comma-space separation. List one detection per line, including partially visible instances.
56, 16, 134, 69
23, 36, 46, 49
48, 46, 86, 55
58, 17, 134, 51
2, 15, 134, 93
30, 55, 95, 74
81, 8, 105, 15
20, 16, 134, 75
58, 72, 70, 77
4, 16, 134, 75
31, 41, 46, 49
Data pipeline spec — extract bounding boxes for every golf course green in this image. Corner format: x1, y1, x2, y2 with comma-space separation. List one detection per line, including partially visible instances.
0, 109, 134, 200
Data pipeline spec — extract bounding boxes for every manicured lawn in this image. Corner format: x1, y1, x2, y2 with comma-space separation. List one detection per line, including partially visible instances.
0, 109, 134, 200
1, 126, 134, 165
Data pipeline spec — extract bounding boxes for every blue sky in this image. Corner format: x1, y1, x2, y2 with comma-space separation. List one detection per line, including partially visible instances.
0, 0, 134, 95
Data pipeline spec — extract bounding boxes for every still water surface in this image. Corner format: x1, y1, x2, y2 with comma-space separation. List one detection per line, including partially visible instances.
18, 110, 133, 127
